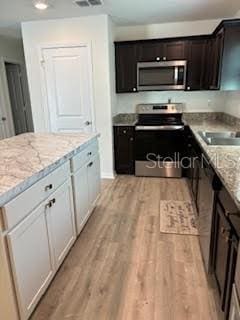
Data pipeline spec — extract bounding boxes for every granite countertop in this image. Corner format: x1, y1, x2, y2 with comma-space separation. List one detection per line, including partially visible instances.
187, 119, 240, 210
0, 132, 99, 206
113, 113, 138, 126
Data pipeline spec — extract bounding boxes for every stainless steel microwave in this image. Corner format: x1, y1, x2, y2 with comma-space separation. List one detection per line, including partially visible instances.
137, 60, 187, 91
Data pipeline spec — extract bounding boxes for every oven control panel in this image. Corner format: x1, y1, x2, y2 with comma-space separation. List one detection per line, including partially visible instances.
136, 103, 184, 114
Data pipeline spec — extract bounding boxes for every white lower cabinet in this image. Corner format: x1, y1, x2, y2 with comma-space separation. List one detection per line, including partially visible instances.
73, 165, 89, 234
87, 154, 101, 211
72, 153, 101, 235
46, 180, 76, 269
2, 140, 101, 320
7, 178, 76, 320
7, 205, 54, 320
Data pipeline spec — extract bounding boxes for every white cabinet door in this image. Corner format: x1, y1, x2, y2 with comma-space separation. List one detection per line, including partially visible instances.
7, 205, 54, 320
46, 180, 76, 269
87, 154, 101, 211
72, 153, 101, 235
72, 165, 89, 235
42, 46, 94, 133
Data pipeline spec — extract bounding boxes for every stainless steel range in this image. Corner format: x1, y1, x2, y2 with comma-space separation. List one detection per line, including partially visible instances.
135, 103, 184, 178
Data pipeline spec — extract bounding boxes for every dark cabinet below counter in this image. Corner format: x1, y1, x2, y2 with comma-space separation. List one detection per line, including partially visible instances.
113, 126, 135, 174
212, 187, 239, 319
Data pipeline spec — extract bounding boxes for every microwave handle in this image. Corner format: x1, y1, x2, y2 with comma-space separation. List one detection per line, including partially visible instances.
174, 67, 178, 85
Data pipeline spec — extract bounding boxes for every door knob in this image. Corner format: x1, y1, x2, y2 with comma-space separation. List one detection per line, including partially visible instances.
85, 121, 92, 126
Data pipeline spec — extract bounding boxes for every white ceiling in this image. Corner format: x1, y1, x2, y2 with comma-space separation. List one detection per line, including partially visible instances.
1, 0, 240, 38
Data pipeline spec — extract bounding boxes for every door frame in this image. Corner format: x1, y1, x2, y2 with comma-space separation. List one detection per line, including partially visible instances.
0, 57, 19, 138
38, 43, 96, 132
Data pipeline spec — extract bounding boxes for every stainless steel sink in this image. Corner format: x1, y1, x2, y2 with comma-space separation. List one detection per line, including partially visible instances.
198, 131, 240, 146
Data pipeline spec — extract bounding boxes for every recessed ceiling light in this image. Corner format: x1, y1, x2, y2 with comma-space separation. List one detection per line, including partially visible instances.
34, 1, 49, 10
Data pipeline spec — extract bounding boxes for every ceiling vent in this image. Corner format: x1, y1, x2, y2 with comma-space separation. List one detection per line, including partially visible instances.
75, 1, 90, 7
75, 0, 103, 7
88, 0, 102, 5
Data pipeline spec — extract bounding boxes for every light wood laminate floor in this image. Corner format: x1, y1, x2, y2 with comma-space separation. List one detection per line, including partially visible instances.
31, 176, 219, 320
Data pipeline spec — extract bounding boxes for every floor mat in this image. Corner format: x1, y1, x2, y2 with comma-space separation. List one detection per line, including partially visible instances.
160, 200, 199, 236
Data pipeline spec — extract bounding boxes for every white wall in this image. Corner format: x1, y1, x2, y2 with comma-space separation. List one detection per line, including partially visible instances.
22, 15, 114, 178
0, 36, 25, 61
115, 19, 221, 41
107, 19, 117, 117
116, 91, 226, 113
223, 91, 240, 118
115, 19, 227, 114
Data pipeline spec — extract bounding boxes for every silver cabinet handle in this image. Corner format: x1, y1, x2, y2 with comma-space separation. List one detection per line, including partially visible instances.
133, 88, 137, 92
85, 121, 92, 126
156, 57, 160, 61
163, 57, 167, 61
187, 87, 191, 91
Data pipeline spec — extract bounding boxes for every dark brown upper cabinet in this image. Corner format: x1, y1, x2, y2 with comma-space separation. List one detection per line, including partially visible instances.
114, 19, 240, 93
163, 41, 187, 60
203, 30, 224, 90
138, 40, 187, 62
209, 30, 224, 90
186, 39, 207, 91
220, 21, 240, 91
115, 42, 138, 93
138, 42, 164, 62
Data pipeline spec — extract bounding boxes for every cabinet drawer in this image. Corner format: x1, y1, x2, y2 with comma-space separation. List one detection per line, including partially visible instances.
71, 139, 98, 173
3, 161, 70, 230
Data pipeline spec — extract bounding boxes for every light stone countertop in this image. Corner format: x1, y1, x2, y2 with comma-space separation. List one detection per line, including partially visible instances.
0, 132, 99, 207
188, 119, 240, 210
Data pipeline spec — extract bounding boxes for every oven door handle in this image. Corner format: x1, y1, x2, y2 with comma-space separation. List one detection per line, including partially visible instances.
135, 125, 184, 131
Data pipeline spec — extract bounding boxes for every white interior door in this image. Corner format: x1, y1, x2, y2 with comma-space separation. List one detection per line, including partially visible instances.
42, 45, 94, 133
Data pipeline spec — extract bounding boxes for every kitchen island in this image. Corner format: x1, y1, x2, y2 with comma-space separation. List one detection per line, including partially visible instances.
0, 132, 101, 320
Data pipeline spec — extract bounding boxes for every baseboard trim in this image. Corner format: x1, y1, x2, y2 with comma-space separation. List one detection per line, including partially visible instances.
101, 172, 115, 179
